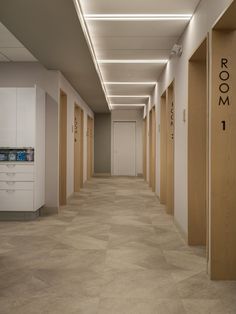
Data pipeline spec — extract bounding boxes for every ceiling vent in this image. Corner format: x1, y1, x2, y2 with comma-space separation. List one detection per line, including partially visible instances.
171, 44, 183, 57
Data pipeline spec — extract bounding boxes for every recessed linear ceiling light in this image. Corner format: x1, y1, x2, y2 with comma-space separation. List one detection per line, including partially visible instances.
112, 104, 146, 106
104, 82, 157, 85
84, 14, 192, 21
98, 59, 168, 64
108, 95, 150, 98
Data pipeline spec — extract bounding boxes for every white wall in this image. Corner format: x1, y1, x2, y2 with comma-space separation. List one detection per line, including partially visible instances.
154, 0, 234, 234
0, 63, 95, 207
58, 74, 94, 198
111, 109, 143, 176
0, 62, 60, 209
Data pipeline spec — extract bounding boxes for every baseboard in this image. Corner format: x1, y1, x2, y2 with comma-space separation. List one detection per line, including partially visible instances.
0, 210, 40, 221
40, 206, 59, 216
93, 173, 111, 177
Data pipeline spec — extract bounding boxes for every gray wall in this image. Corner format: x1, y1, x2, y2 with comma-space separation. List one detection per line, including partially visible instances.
94, 113, 111, 174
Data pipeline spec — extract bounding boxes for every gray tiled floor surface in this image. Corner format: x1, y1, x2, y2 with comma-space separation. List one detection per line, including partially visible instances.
0, 177, 236, 313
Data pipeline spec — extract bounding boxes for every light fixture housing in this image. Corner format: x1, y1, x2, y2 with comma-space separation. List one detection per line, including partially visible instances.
84, 14, 192, 21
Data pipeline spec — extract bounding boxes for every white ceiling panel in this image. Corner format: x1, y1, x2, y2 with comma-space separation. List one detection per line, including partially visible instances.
96, 49, 170, 60
0, 52, 9, 61
106, 84, 155, 95
93, 36, 178, 51
79, 0, 200, 109
0, 22, 37, 62
101, 63, 165, 81
81, 0, 200, 14
87, 20, 188, 37
112, 105, 144, 110
0, 22, 23, 48
0, 47, 37, 61
110, 96, 149, 105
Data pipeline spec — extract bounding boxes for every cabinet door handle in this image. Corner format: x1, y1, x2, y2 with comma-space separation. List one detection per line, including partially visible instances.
6, 173, 16, 177
6, 190, 15, 193
6, 181, 15, 185
6, 164, 15, 169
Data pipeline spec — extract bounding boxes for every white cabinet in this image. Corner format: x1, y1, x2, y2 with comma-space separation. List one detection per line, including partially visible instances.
16, 88, 35, 148
0, 88, 17, 147
0, 86, 46, 214
0, 87, 37, 148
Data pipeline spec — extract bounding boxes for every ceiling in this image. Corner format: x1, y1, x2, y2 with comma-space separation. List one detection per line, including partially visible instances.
79, 0, 200, 109
0, 22, 36, 62
0, 0, 109, 112
0, 0, 200, 112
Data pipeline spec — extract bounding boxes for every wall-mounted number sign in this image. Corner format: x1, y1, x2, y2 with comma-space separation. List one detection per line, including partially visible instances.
218, 58, 230, 132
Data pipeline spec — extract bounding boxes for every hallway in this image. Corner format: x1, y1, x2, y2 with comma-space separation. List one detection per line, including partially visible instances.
0, 177, 236, 314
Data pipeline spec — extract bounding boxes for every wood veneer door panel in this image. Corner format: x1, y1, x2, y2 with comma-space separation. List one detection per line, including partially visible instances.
149, 110, 152, 188
59, 90, 67, 206
74, 105, 80, 193
143, 118, 147, 180
152, 107, 156, 192
80, 109, 84, 187
160, 95, 167, 204
210, 30, 236, 280
188, 61, 207, 245
166, 84, 174, 215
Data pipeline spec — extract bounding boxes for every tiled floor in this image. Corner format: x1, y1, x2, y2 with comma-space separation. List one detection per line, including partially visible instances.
0, 177, 236, 313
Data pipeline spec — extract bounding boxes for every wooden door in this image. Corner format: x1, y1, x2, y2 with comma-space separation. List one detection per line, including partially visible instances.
160, 92, 167, 204
149, 108, 156, 192
188, 39, 207, 246
166, 83, 175, 215
74, 105, 80, 192
87, 116, 94, 179
143, 117, 147, 180
59, 90, 67, 206
80, 109, 84, 187
210, 24, 236, 279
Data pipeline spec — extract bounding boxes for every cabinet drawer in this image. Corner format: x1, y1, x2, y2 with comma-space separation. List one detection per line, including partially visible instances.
0, 190, 34, 211
0, 164, 34, 173
0, 172, 34, 182
0, 181, 33, 190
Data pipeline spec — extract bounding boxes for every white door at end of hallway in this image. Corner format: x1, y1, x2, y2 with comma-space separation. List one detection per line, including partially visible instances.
113, 121, 136, 176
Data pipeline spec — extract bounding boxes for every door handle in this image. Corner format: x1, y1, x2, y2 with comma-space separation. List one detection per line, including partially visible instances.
6, 181, 15, 185
6, 173, 16, 177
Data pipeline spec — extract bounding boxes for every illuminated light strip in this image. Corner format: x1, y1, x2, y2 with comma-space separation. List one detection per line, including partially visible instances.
111, 104, 146, 106
108, 95, 150, 98
104, 82, 157, 85
98, 59, 168, 64
84, 14, 192, 21
73, 0, 112, 110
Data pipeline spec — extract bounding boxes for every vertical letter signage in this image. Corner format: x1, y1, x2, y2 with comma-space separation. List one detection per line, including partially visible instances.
170, 101, 174, 139
218, 58, 230, 131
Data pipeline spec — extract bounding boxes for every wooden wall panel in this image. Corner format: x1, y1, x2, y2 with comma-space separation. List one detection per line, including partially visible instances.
143, 117, 147, 180
87, 116, 94, 179
149, 108, 156, 191
80, 109, 84, 188
74, 105, 80, 192
160, 94, 167, 204
188, 58, 207, 245
59, 90, 67, 206
166, 84, 175, 215
151, 107, 156, 192
74, 105, 84, 192
210, 30, 236, 280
